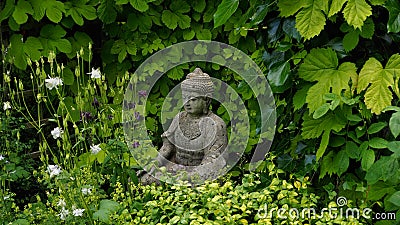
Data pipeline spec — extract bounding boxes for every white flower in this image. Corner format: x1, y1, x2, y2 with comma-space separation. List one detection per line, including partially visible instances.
90, 144, 101, 155
45, 77, 63, 90
72, 208, 85, 217
51, 127, 63, 139
57, 199, 66, 207
58, 207, 69, 220
4, 195, 10, 200
0, 155, 5, 161
3, 101, 11, 111
87, 68, 101, 79
47, 165, 62, 177
81, 187, 92, 195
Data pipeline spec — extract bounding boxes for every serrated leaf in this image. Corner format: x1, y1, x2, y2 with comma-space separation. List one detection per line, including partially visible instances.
167, 67, 184, 80
52, 39, 72, 53
171, 0, 190, 13
30, 0, 45, 21
389, 111, 400, 138
328, 0, 347, 17
192, 0, 206, 13
12, 0, 34, 24
361, 148, 374, 170
343, 30, 359, 52
277, 0, 306, 17
183, 29, 195, 40
162, 10, 179, 29
98, 0, 117, 24
320, 151, 335, 178
357, 54, 400, 114
213, 0, 239, 28
196, 29, 212, 40
316, 130, 330, 160
0, 0, 15, 23
385, 0, 400, 33
70, 9, 83, 25
343, 0, 372, 29
46, 0, 65, 23
295, 1, 327, 40
130, 0, 149, 12
360, 18, 375, 38
299, 48, 357, 113
177, 14, 191, 29
24, 37, 43, 61
78, 5, 97, 20
302, 112, 346, 139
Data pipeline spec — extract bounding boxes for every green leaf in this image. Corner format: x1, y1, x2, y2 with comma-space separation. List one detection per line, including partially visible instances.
267, 61, 290, 87
316, 130, 330, 160
24, 37, 43, 61
98, 0, 117, 24
250, 4, 270, 26
388, 191, 400, 206
213, 0, 239, 28
192, 0, 206, 13
45, 0, 65, 23
299, 48, 357, 113
361, 148, 374, 171
320, 151, 335, 178
343, 0, 372, 29
93, 209, 110, 223
328, 0, 347, 17
367, 182, 396, 201
389, 111, 400, 138
368, 137, 388, 149
130, 0, 149, 12
194, 44, 207, 55
387, 141, 400, 157
0, 0, 15, 23
343, 30, 359, 52
368, 122, 388, 134
196, 29, 212, 40
313, 103, 330, 119
177, 14, 191, 29
293, 84, 311, 111
295, 1, 327, 40
183, 29, 195, 40
360, 17, 375, 39
162, 10, 179, 29
12, 0, 33, 24
62, 67, 74, 85
302, 112, 346, 139
385, 0, 400, 33
365, 156, 398, 184
333, 150, 349, 176
9, 34, 26, 69
52, 39, 72, 53
61, 97, 80, 122
346, 141, 360, 159
278, 0, 306, 17
357, 55, 399, 114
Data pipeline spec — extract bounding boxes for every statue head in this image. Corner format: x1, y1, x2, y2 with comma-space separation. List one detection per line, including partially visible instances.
181, 68, 213, 115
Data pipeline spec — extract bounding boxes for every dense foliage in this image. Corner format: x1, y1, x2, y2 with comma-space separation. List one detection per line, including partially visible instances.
1, 0, 400, 224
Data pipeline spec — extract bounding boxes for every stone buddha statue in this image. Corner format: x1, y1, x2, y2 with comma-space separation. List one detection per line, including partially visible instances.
139, 68, 228, 185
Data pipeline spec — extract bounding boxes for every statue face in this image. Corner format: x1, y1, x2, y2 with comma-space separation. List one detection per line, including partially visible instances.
183, 92, 207, 115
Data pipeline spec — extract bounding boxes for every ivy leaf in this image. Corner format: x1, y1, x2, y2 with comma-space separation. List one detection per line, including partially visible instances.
299, 48, 357, 113
129, 0, 149, 12
213, 0, 239, 28
385, 0, 400, 33
357, 54, 400, 114
389, 112, 400, 138
295, 1, 327, 40
12, 0, 33, 24
343, 0, 372, 29
343, 30, 359, 52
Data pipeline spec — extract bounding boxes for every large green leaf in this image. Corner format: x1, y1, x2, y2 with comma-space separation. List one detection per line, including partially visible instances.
0, 0, 15, 23
357, 54, 400, 114
385, 0, 400, 33
333, 150, 349, 176
365, 156, 399, 184
277, 0, 307, 17
45, 0, 65, 23
389, 112, 400, 138
213, 0, 239, 28
129, 0, 149, 12
328, 0, 347, 17
299, 48, 357, 113
98, 0, 117, 24
343, 0, 372, 29
295, 0, 327, 40
12, 0, 33, 24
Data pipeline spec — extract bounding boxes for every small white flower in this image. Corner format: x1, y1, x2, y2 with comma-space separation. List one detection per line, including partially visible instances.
4, 195, 10, 200
0, 155, 5, 161
51, 127, 63, 139
45, 77, 63, 90
72, 208, 85, 217
81, 187, 92, 195
47, 165, 62, 178
87, 68, 101, 79
90, 144, 101, 155
57, 199, 66, 207
58, 207, 69, 220
3, 101, 11, 111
